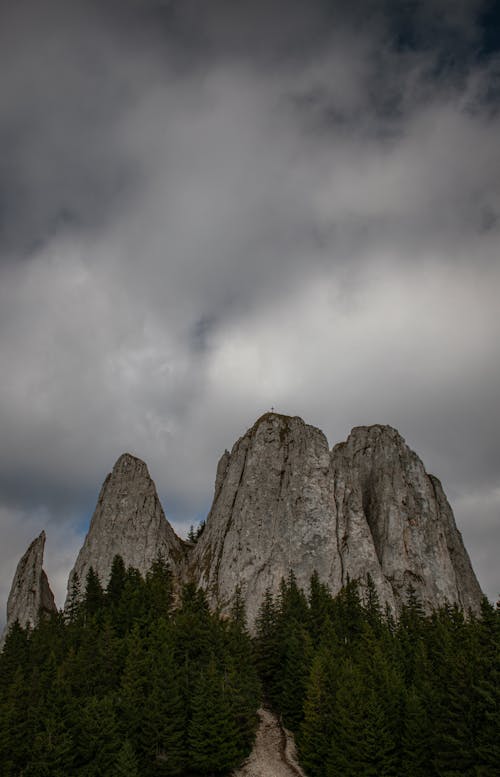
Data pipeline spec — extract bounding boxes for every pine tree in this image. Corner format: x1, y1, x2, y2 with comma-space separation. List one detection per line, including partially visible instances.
279, 570, 309, 624
363, 572, 383, 633
188, 658, 240, 775
474, 600, 500, 775
120, 624, 150, 753
279, 621, 313, 731
432, 626, 478, 777
93, 618, 122, 696
254, 587, 282, 704
298, 643, 338, 777
308, 571, 332, 646
26, 652, 75, 776
66, 572, 83, 624
114, 740, 140, 777
76, 694, 121, 774
333, 577, 364, 648
144, 556, 174, 623
0, 665, 32, 775
25, 716, 74, 777
224, 604, 261, 759
401, 685, 435, 777
141, 621, 186, 775
0, 620, 30, 694
107, 555, 127, 607
83, 566, 105, 621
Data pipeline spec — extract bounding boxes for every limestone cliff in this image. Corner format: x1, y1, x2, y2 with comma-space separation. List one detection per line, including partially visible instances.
1, 531, 56, 646
330, 424, 482, 613
189, 414, 337, 626
191, 414, 482, 626
65, 453, 185, 604
60, 415, 482, 626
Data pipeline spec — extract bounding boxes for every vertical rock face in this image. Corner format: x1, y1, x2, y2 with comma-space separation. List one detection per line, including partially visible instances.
192, 414, 483, 627
65, 453, 185, 604
330, 425, 482, 614
190, 413, 337, 627
1, 531, 56, 646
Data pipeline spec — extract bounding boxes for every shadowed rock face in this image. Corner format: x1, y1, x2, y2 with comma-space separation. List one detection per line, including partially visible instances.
65, 453, 185, 604
1, 531, 56, 646
191, 414, 483, 627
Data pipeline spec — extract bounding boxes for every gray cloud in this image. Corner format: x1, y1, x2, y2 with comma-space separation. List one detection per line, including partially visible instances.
1, 0, 498, 620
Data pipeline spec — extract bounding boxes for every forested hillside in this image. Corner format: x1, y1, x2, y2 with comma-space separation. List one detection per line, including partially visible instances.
0, 560, 498, 776
255, 572, 499, 777
0, 557, 260, 776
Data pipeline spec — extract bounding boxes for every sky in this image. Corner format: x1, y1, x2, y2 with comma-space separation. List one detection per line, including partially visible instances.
1, 0, 499, 620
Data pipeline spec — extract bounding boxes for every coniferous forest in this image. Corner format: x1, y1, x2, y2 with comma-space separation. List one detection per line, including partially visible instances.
0, 559, 498, 777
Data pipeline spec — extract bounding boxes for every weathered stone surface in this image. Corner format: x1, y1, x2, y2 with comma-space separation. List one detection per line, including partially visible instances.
65, 453, 185, 604
190, 414, 338, 627
330, 424, 483, 613
59, 414, 482, 626
1, 531, 56, 646
191, 414, 483, 627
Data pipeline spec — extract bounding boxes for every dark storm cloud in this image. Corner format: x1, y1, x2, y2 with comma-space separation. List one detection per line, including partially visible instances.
0, 0, 499, 615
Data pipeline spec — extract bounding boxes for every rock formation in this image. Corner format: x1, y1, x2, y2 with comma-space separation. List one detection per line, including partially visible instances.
59, 414, 482, 627
65, 453, 185, 604
1, 531, 56, 646
190, 414, 337, 626
191, 413, 482, 626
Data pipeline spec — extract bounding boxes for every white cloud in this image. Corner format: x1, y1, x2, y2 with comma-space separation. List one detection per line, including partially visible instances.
0, 0, 498, 611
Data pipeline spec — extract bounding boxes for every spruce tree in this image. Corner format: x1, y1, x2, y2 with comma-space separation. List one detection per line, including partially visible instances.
225, 592, 261, 754
0, 665, 32, 775
298, 642, 338, 777
114, 740, 140, 777
473, 597, 500, 775
188, 658, 240, 774
144, 556, 174, 623
107, 555, 127, 608
120, 625, 150, 754
66, 572, 82, 624
308, 571, 332, 646
83, 566, 105, 621
76, 694, 121, 774
401, 685, 435, 777
254, 587, 282, 704
141, 621, 186, 775
279, 621, 313, 731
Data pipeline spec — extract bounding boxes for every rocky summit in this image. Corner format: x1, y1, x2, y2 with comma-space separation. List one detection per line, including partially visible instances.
65, 453, 185, 606
1, 531, 56, 647
2, 413, 483, 638
191, 414, 482, 626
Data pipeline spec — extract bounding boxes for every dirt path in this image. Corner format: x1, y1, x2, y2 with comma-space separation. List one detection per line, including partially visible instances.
233, 707, 308, 777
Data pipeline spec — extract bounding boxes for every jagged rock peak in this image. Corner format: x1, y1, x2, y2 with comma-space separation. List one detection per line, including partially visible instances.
191, 413, 482, 628
65, 452, 184, 606
112, 451, 149, 477
1, 531, 56, 647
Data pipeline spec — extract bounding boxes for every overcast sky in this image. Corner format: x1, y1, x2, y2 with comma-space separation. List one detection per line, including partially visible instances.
1, 0, 499, 620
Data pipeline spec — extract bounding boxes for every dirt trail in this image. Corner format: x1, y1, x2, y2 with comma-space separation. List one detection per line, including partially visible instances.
233, 707, 307, 777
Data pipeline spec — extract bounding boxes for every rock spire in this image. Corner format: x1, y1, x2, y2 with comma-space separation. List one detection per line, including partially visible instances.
1, 531, 56, 647
65, 452, 185, 604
